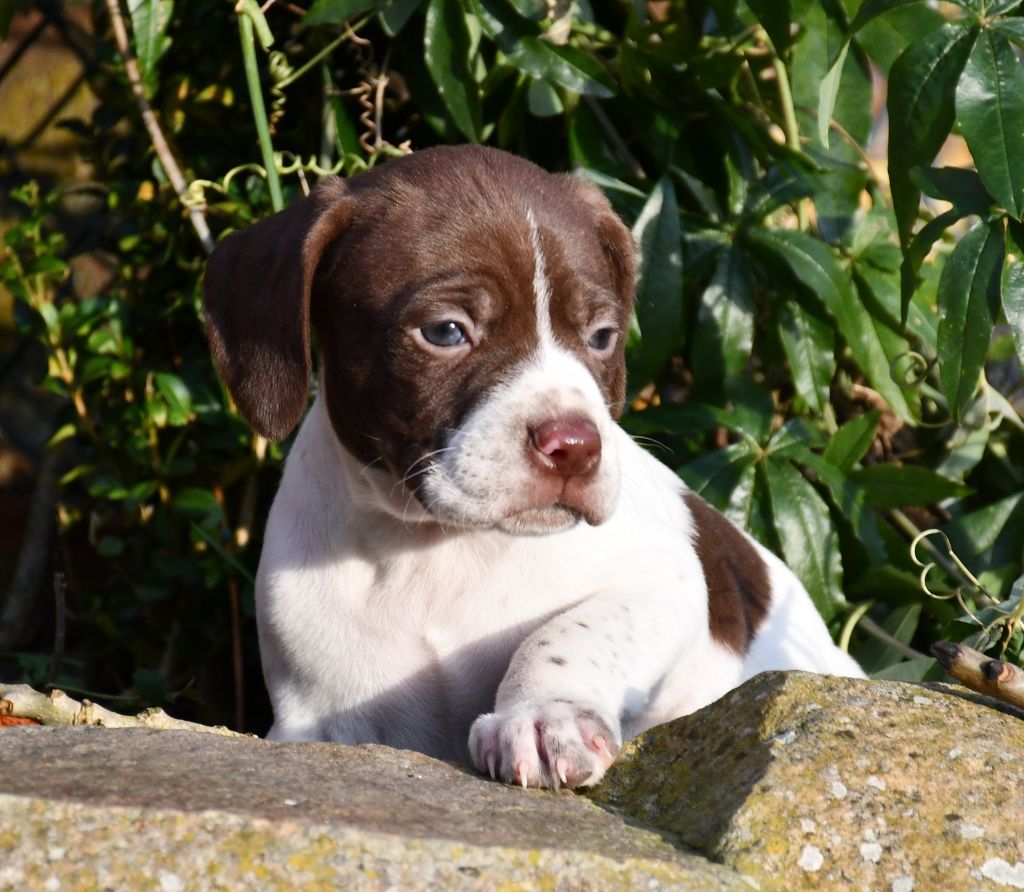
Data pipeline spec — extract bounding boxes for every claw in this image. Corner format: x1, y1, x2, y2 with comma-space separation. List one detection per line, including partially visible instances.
593, 734, 613, 761
486, 753, 497, 780
556, 756, 569, 786
518, 761, 529, 790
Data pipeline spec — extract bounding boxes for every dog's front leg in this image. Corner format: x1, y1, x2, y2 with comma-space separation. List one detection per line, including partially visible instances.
468, 579, 695, 790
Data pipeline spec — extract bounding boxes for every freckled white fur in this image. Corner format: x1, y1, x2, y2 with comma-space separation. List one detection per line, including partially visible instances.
259, 390, 862, 766
256, 205, 862, 785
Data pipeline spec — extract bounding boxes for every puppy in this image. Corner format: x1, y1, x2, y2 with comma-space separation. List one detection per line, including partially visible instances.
203, 145, 863, 790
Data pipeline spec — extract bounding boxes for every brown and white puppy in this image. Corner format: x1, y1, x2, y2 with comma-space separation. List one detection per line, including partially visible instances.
204, 145, 862, 790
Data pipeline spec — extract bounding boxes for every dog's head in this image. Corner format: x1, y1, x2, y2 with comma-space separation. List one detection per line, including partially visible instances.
204, 146, 636, 534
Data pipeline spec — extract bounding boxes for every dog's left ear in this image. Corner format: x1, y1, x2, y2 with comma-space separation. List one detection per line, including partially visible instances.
203, 178, 353, 441
562, 176, 636, 306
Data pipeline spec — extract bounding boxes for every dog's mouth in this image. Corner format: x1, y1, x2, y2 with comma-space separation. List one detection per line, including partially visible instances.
494, 503, 584, 535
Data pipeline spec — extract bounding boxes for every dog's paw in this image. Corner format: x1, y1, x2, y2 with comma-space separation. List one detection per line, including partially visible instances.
468, 701, 620, 791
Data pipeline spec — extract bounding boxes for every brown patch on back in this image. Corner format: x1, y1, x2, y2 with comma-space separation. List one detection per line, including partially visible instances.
683, 491, 772, 654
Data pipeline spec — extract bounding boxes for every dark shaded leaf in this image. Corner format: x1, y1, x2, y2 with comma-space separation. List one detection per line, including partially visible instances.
629, 177, 683, 386
936, 220, 1003, 421
888, 22, 977, 248
303, 0, 378, 25
380, 0, 422, 35
900, 207, 965, 313
744, 0, 791, 53
0, 0, 14, 40
909, 166, 992, 212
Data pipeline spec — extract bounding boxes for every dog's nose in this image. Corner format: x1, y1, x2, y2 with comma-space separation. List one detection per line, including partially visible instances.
529, 418, 601, 478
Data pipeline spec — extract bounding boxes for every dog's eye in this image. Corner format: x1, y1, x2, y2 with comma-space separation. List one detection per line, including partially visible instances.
587, 328, 616, 353
420, 321, 469, 348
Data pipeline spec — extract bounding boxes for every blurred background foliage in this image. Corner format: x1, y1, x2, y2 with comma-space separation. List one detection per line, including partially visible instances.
0, 0, 1022, 732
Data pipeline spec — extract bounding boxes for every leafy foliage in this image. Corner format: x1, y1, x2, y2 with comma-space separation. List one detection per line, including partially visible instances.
2, 0, 1024, 729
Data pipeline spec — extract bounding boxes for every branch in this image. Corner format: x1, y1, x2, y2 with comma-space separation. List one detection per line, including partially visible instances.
103, 0, 215, 254
0, 684, 247, 736
931, 641, 1024, 710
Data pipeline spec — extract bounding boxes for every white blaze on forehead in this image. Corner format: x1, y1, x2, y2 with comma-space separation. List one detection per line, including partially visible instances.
526, 208, 555, 349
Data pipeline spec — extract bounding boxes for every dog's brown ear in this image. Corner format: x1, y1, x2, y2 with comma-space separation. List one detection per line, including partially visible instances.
564, 176, 637, 305
203, 178, 353, 441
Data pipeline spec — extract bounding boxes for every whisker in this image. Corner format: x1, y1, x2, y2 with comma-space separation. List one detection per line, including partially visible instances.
393, 445, 458, 492
629, 433, 672, 455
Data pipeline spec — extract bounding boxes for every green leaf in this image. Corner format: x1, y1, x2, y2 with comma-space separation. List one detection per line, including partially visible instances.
850, 464, 972, 508
942, 491, 1024, 566
993, 17, 1024, 49
678, 442, 758, 510
526, 78, 563, 116
1002, 220, 1024, 371
763, 457, 845, 620
128, 0, 174, 98
778, 301, 834, 415
816, 0, 926, 145
132, 667, 168, 703
424, 0, 481, 141
746, 227, 911, 419
172, 487, 223, 521
154, 372, 192, 424
823, 411, 880, 473
379, 0, 422, 35
629, 177, 683, 387
691, 246, 755, 387
900, 206, 962, 315
847, 0, 927, 35
871, 656, 935, 681
818, 41, 850, 146
956, 29, 1024, 219
954, 0, 1022, 13
744, 0, 791, 53
936, 220, 1004, 422
303, 0, 379, 25
786, 444, 888, 566
859, 603, 922, 673
508, 40, 615, 98
0, 0, 14, 40
620, 403, 730, 438
909, 166, 992, 213
888, 22, 978, 248
97, 535, 125, 557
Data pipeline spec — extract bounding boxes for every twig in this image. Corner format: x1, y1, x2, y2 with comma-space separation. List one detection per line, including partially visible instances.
103, 0, 215, 254
46, 571, 67, 688
932, 641, 1024, 710
0, 684, 247, 736
859, 616, 928, 661
583, 96, 646, 182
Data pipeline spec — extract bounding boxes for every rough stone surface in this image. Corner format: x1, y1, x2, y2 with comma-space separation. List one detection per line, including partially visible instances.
590, 672, 1024, 891
0, 726, 744, 891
